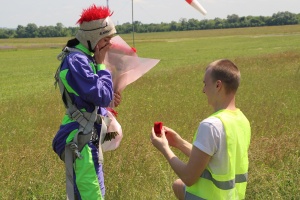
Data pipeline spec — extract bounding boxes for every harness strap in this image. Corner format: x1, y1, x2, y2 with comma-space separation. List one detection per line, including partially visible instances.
67, 103, 97, 135
57, 47, 83, 62
65, 142, 77, 200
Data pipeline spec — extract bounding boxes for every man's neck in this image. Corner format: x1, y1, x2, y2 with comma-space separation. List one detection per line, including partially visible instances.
213, 95, 236, 112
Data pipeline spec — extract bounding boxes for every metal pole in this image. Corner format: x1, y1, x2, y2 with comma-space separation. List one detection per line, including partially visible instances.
107, 0, 109, 8
132, 0, 135, 47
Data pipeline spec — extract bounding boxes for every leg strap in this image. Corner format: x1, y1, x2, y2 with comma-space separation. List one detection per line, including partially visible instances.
65, 142, 77, 200
64, 128, 92, 200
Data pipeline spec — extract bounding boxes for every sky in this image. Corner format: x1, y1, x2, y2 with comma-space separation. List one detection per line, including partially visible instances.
1, 0, 299, 28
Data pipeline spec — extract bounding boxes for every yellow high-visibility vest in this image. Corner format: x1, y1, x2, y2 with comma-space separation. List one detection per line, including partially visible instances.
186, 109, 251, 200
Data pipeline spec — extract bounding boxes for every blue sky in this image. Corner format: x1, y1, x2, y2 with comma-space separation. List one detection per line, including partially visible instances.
1, 0, 299, 28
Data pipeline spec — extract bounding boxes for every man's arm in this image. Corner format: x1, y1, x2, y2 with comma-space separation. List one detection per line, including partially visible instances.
164, 126, 192, 157
175, 139, 193, 157
161, 144, 211, 186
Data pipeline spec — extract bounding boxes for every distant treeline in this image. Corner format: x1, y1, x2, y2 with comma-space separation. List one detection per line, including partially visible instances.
0, 11, 299, 39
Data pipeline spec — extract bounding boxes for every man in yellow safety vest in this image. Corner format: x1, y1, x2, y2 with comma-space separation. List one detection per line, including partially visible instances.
150, 59, 251, 199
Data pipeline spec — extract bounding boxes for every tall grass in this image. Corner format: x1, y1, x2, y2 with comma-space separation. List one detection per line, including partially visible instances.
0, 25, 299, 199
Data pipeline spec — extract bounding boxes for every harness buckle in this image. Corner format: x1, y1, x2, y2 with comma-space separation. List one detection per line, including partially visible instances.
74, 149, 83, 159
69, 142, 83, 160
71, 110, 83, 121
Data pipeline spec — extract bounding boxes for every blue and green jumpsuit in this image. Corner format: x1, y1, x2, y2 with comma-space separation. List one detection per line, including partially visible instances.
52, 43, 113, 200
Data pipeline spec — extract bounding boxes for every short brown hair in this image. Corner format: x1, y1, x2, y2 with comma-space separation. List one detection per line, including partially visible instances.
207, 59, 241, 94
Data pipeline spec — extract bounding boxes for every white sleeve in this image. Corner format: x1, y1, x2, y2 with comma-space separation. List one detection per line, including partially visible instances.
193, 117, 223, 156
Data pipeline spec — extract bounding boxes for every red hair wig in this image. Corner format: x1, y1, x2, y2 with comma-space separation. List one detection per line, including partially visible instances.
77, 4, 113, 25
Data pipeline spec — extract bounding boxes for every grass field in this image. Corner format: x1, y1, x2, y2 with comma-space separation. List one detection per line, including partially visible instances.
0, 25, 299, 199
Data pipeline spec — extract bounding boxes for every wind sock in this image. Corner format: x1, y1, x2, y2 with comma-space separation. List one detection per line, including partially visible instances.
185, 0, 207, 15
104, 36, 160, 95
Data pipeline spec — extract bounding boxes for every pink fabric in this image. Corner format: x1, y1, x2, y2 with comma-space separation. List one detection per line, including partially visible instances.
104, 36, 160, 93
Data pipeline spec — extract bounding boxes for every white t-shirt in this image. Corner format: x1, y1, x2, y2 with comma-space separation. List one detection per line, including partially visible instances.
193, 116, 229, 175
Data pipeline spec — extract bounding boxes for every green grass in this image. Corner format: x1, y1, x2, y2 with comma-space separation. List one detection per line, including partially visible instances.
0, 25, 299, 199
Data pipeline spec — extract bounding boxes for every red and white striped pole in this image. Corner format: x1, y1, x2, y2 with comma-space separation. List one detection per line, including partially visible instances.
185, 0, 207, 16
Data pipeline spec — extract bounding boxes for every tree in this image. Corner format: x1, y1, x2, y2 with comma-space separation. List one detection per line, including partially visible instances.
159, 22, 170, 32
0, 28, 15, 38
55, 23, 68, 37
248, 16, 265, 27
239, 16, 249, 27
179, 18, 188, 31
16, 25, 26, 38
25, 23, 39, 38
268, 11, 298, 25
206, 19, 216, 29
170, 21, 178, 31
187, 18, 199, 30
227, 14, 239, 24
1, 11, 299, 38
214, 18, 224, 29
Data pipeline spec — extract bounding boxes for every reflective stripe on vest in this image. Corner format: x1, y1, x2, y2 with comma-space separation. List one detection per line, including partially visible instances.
185, 192, 205, 200
200, 169, 248, 190
185, 170, 248, 200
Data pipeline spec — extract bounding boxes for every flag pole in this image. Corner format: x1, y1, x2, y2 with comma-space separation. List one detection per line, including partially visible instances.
132, 0, 135, 47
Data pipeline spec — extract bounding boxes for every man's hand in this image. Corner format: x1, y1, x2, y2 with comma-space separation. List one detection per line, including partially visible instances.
164, 126, 183, 149
150, 127, 170, 154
